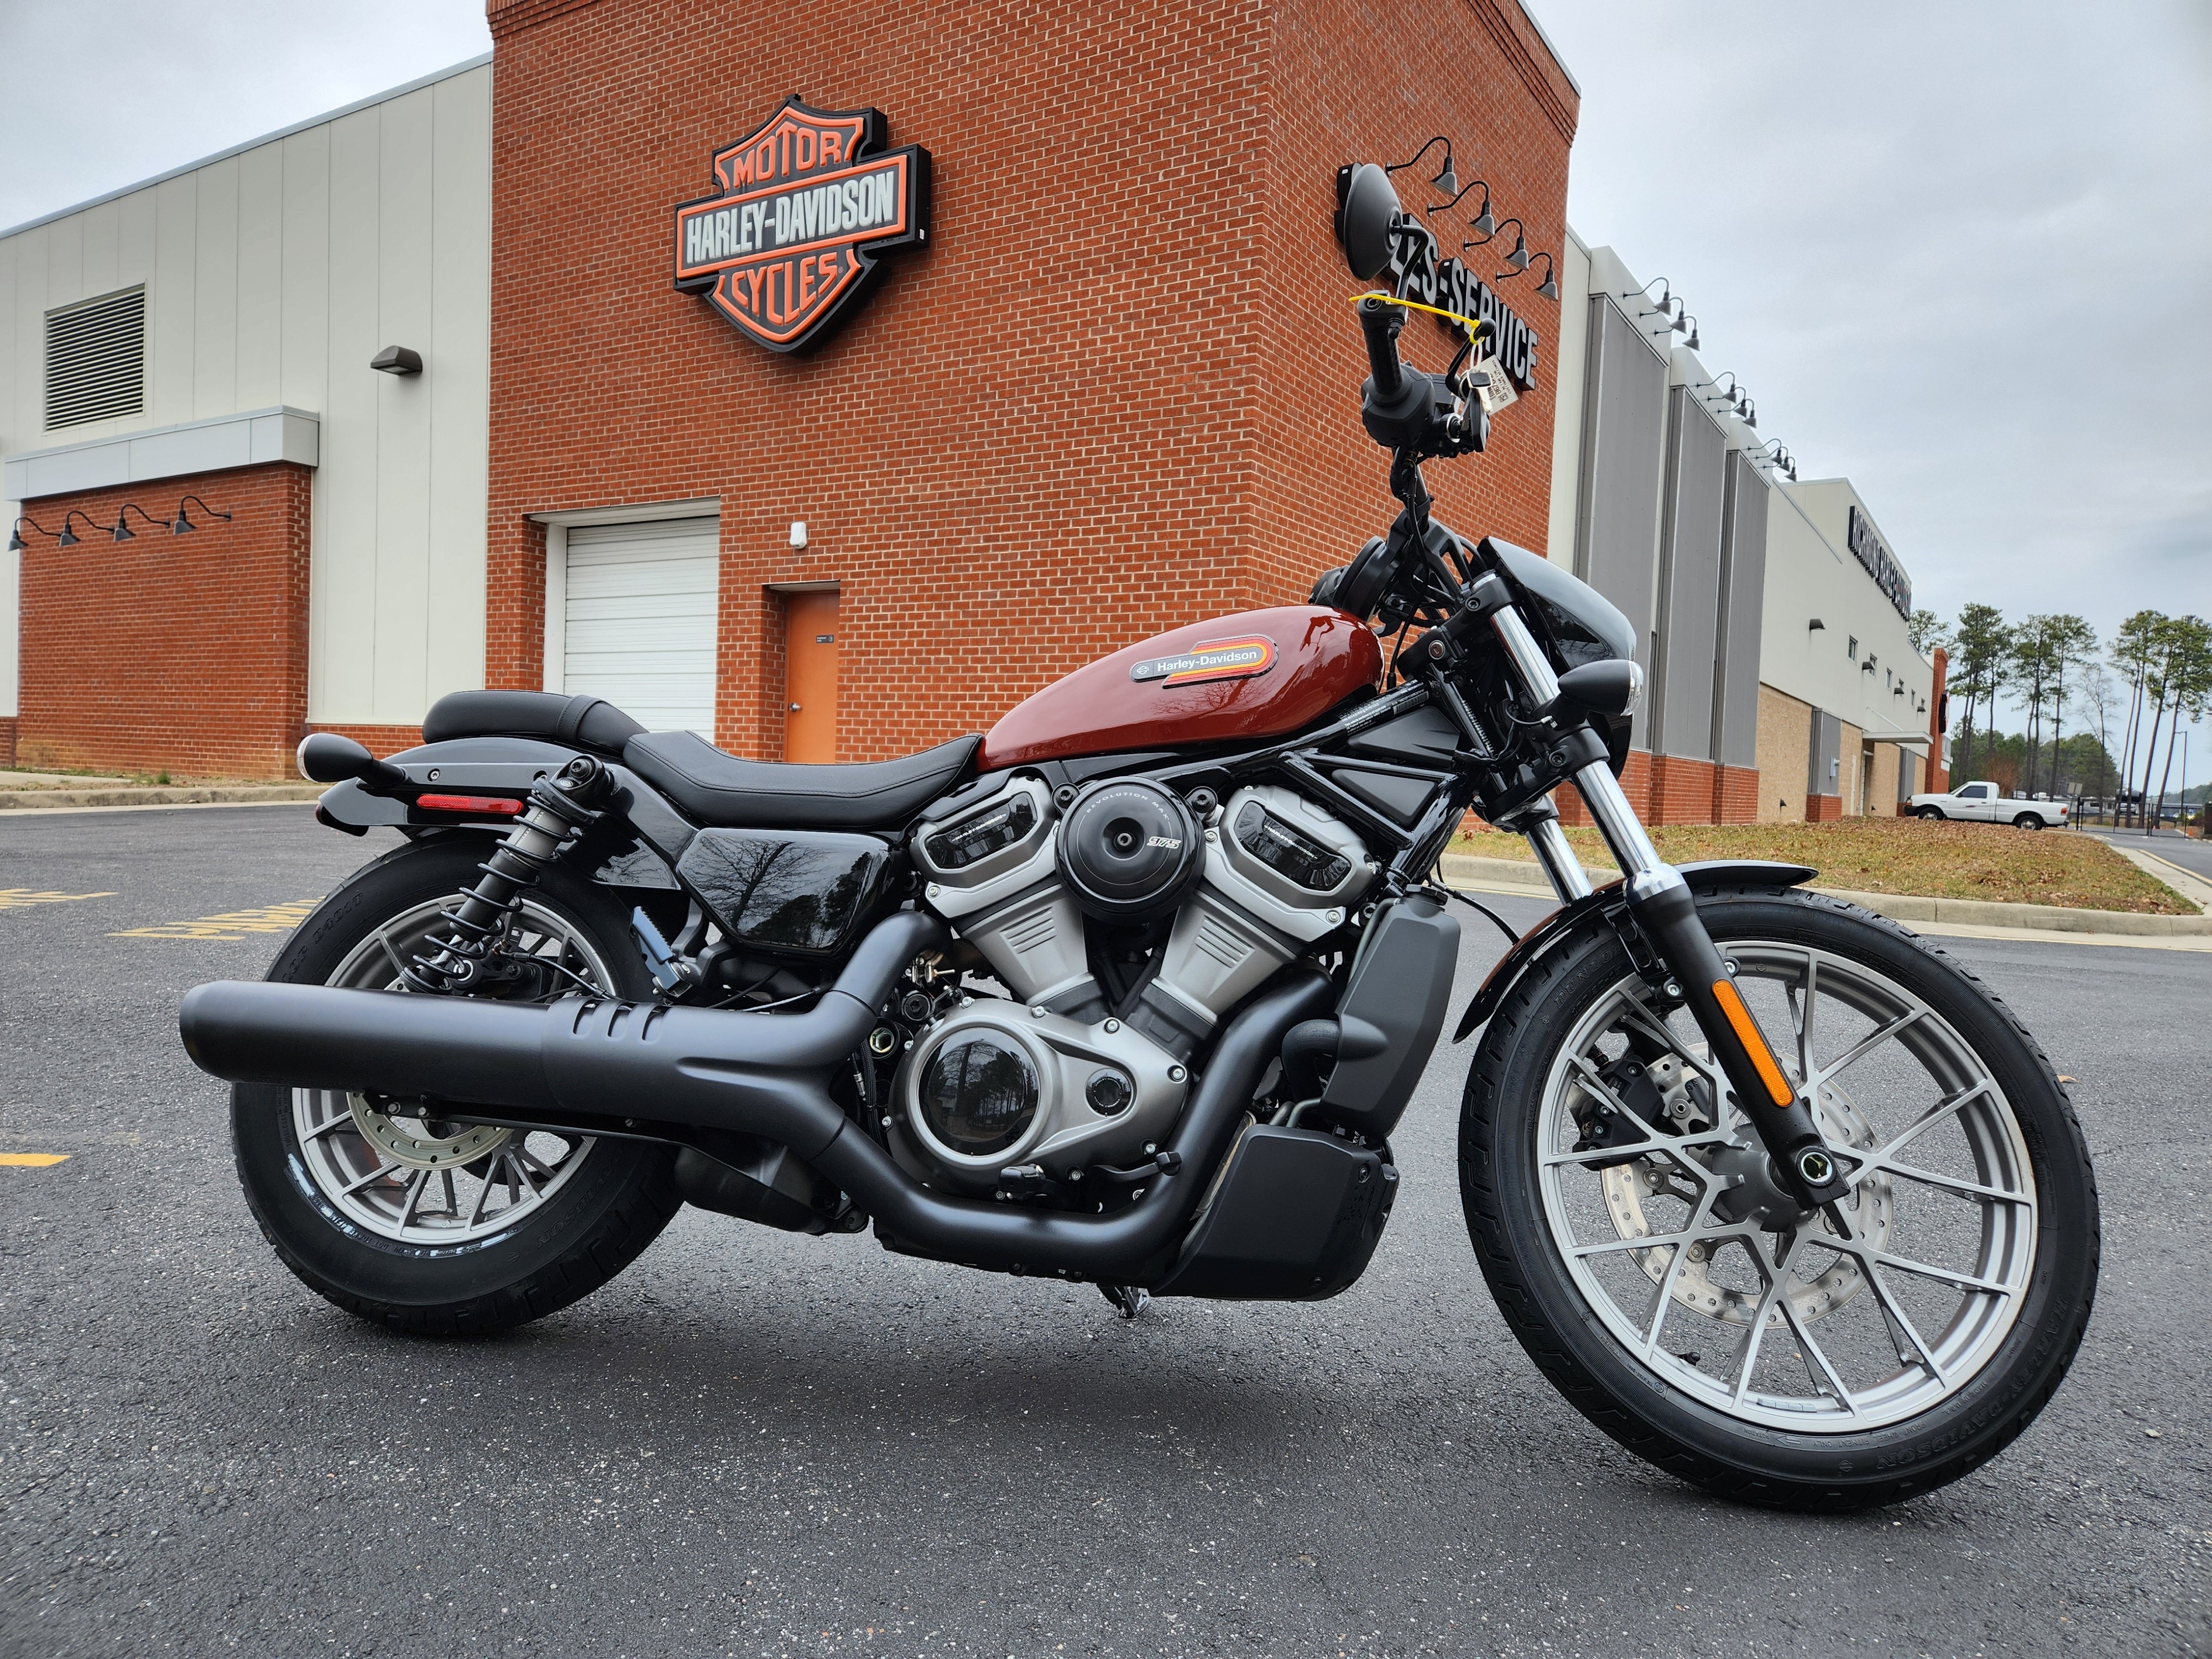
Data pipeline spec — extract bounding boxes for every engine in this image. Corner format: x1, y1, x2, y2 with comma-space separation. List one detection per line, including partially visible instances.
905, 773, 1375, 1190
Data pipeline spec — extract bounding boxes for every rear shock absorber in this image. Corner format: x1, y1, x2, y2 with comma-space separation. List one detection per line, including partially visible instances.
402, 755, 612, 995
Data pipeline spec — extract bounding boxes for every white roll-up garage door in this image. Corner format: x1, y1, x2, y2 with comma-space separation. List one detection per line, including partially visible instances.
560, 517, 719, 734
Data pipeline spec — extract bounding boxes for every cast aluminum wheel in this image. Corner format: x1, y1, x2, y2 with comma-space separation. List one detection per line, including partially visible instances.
290, 896, 611, 1244
1536, 941, 2038, 1434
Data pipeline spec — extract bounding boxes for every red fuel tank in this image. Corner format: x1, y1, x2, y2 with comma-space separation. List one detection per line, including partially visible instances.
977, 606, 1382, 770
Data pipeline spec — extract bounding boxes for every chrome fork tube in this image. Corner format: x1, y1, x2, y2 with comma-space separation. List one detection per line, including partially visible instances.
1526, 816, 1592, 902
1572, 763, 1683, 901
1488, 599, 1683, 899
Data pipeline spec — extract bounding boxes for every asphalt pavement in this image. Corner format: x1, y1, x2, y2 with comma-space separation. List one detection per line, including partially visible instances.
3, 804, 2206, 1658
2076, 824, 2212, 882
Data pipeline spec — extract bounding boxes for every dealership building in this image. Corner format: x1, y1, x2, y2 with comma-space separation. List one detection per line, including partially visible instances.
0, 0, 1939, 821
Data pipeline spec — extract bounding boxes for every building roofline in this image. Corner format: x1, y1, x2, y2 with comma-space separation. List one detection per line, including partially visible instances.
1512, 2, 1582, 96
0, 53, 492, 243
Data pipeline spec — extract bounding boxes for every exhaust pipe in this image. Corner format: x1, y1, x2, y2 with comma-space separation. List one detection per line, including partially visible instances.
179, 911, 1334, 1283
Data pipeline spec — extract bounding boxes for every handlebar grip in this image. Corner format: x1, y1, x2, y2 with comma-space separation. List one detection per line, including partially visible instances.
1358, 296, 1405, 403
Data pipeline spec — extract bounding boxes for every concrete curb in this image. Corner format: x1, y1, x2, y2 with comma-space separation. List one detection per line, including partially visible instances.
2103, 843, 2212, 913
1434, 852, 2212, 938
0, 784, 321, 811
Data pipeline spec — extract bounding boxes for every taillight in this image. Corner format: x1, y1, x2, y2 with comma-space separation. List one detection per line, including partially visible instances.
415, 794, 524, 815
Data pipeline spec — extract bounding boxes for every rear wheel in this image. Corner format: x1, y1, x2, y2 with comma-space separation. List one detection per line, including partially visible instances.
1460, 886, 2098, 1509
2013, 813, 2043, 830
231, 836, 680, 1335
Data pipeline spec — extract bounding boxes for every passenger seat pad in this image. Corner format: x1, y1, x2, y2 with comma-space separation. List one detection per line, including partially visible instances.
622, 730, 982, 830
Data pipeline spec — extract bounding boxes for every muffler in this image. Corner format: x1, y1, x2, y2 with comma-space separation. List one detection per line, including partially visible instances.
179, 910, 1334, 1283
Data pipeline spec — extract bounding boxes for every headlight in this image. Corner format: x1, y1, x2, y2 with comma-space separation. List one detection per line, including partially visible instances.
1621, 660, 1646, 718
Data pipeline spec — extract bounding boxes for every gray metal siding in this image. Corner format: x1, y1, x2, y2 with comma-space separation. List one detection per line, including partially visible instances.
1712, 450, 1769, 769
1651, 386, 1725, 759
1809, 709, 1842, 797
1573, 296, 1667, 748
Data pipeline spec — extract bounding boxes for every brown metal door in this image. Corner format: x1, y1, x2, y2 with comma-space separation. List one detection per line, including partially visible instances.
782, 589, 839, 763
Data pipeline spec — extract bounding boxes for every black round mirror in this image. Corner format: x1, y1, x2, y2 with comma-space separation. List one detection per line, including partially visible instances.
1335, 163, 1401, 281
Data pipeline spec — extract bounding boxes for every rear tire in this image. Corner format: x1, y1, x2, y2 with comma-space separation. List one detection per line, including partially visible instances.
1459, 886, 2098, 1510
231, 836, 680, 1335
2013, 813, 2042, 830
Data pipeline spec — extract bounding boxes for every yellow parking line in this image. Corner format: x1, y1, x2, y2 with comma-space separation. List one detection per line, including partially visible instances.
0, 1152, 71, 1167
0, 889, 117, 910
111, 898, 323, 941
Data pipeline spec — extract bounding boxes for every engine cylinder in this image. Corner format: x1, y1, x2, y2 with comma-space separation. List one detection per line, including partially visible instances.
1056, 780, 1202, 922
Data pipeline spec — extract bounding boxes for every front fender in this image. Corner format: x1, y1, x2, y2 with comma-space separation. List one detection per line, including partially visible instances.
1451, 859, 1817, 1042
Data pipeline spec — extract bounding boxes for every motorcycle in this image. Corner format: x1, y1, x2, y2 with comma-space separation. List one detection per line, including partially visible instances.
179, 163, 2097, 1510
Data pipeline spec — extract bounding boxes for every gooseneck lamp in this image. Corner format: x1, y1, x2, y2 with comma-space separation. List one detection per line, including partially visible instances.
56, 509, 107, 547
110, 503, 166, 543
172, 494, 233, 536
6, 515, 61, 552
1434, 178, 1495, 236
1385, 136, 1458, 204
1502, 250, 1561, 300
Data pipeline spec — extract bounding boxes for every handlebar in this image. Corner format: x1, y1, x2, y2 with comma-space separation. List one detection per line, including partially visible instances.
1358, 296, 1406, 404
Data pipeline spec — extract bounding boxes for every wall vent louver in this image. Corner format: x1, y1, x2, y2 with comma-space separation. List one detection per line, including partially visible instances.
44, 286, 146, 430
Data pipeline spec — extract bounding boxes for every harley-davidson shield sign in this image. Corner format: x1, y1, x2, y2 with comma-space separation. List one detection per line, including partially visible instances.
672, 98, 931, 353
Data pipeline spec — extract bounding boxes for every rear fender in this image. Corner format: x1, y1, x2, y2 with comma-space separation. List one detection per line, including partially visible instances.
1451, 859, 1818, 1042
314, 735, 697, 886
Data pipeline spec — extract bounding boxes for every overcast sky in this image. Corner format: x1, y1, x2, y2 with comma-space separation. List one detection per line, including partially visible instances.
1523, 0, 2210, 760
3, 1, 2205, 773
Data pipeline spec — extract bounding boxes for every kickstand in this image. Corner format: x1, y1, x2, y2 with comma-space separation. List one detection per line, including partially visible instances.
1101, 1284, 1150, 1319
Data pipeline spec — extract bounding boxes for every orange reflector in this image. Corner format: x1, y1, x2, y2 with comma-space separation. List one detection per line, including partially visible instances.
416, 794, 524, 815
1711, 979, 1796, 1107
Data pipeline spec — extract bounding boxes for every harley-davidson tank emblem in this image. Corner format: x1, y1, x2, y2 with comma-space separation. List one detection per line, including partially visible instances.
1129, 636, 1278, 687
672, 98, 931, 353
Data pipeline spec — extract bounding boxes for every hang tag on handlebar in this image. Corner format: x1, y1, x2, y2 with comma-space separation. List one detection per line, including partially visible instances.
1474, 354, 1518, 415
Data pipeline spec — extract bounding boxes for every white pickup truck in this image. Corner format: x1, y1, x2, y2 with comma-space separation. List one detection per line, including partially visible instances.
1908, 780, 2068, 829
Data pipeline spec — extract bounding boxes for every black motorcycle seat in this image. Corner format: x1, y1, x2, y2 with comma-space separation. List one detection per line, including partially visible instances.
422, 690, 645, 755
622, 729, 983, 831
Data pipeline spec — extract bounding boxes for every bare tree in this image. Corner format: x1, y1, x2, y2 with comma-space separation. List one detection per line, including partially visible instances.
2111, 611, 2164, 826
2073, 662, 2119, 807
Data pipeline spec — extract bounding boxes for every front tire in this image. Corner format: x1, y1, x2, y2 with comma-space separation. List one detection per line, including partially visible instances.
231, 836, 681, 1335
1460, 886, 2098, 1510
1915, 806, 1945, 821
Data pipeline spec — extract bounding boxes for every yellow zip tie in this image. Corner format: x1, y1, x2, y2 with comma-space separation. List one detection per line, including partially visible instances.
1349, 290, 1494, 345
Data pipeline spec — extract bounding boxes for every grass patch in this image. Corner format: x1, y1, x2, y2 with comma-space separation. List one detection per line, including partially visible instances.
1450, 816, 2195, 915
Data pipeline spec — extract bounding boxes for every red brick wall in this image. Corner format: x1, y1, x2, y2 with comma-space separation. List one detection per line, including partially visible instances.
1927, 645, 1949, 792
1645, 755, 1715, 826
13, 463, 311, 779
1714, 763, 1760, 825
484, 0, 1573, 763
0, 718, 16, 768
1806, 792, 1843, 823
309, 723, 426, 759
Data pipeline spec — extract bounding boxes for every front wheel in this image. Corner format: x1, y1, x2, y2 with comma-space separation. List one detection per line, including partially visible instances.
231, 836, 681, 1335
1915, 806, 1945, 821
1460, 886, 2098, 1510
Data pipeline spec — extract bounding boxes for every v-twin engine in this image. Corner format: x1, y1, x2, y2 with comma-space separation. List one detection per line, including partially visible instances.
906, 774, 1376, 1188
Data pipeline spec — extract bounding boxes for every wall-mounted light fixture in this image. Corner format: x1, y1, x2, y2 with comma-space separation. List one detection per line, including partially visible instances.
371, 346, 424, 376
56, 509, 112, 547
1675, 313, 1702, 351
110, 504, 167, 542
789, 520, 808, 550
1807, 618, 1827, 632
1385, 137, 1457, 205
1440, 178, 1495, 236
1700, 371, 1742, 408
1469, 218, 1531, 276
173, 494, 232, 535
6, 515, 58, 552
1501, 249, 1561, 300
